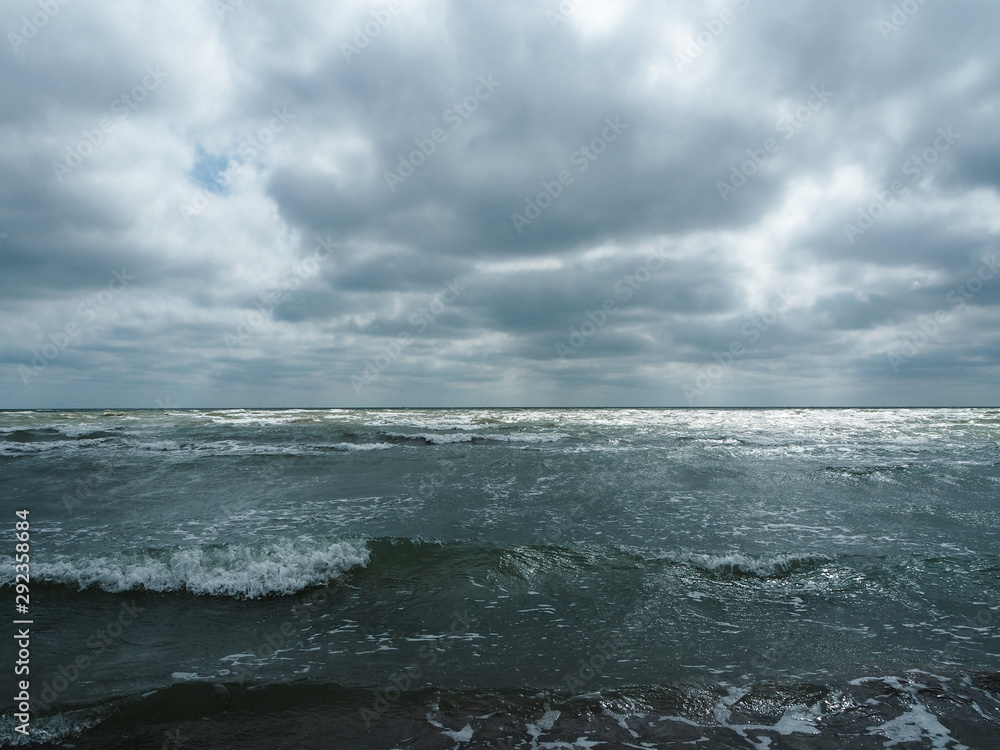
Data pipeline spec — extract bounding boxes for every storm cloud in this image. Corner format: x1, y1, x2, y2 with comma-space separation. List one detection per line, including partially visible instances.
2, 0, 998, 407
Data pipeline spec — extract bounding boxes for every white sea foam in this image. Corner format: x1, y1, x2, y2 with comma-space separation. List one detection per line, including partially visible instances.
870, 701, 966, 749
33, 538, 370, 598
321, 442, 394, 452
386, 431, 568, 445
668, 551, 831, 578
0, 703, 116, 746
526, 708, 561, 747
441, 724, 474, 742
855, 676, 969, 749
126, 439, 392, 454
0, 438, 112, 455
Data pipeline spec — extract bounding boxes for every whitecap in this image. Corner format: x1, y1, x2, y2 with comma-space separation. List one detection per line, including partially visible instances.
32, 537, 369, 599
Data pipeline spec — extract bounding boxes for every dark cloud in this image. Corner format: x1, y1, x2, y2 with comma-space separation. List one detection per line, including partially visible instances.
1, 0, 998, 407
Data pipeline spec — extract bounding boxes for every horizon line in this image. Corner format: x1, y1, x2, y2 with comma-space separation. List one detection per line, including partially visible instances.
2, 405, 998, 411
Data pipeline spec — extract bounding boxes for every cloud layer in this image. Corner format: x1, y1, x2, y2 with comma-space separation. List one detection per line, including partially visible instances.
2, 0, 998, 407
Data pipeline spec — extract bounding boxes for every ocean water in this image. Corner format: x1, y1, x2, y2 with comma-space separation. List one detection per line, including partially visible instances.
1, 407, 999, 749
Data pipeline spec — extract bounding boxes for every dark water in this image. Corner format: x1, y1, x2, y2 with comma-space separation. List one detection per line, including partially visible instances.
1, 408, 999, 748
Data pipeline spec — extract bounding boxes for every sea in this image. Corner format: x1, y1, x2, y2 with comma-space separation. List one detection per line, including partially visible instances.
1, 407, 999, 749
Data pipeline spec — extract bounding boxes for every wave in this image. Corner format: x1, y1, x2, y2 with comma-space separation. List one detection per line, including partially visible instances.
2, 427, 107, 442
128, 439, 393, 454
676, 435, 748, 445
12, 537, 974, 601
0, 424, 566, 456
662, 551, 832, 579
25, 538, 369, 599
323, 441, 395, 452
0, 427, 121, 456
357, 539, 835, 584
380, 431, 568, 445
822, 465, 910, 481
6, 539, 833, 599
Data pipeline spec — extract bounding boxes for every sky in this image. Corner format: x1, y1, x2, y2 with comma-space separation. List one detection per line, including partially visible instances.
1, 0, 999, 408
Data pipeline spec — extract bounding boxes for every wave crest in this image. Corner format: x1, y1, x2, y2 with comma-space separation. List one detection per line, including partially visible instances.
674, 551, 830, 578
31, 538, 369, 598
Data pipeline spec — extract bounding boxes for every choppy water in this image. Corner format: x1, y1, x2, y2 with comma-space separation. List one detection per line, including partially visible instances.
1, 408, 999, 748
